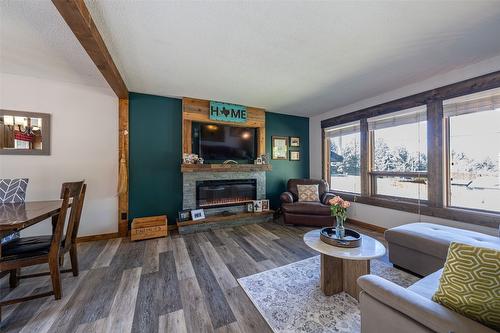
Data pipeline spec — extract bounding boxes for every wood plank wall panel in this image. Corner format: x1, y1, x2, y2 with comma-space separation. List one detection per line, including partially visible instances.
118, 98, 129, 236
182, 97, 266, 156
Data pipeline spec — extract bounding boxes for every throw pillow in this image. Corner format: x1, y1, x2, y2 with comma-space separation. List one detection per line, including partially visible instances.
0, 178, 29, 203
432, 242, 500, 330
297, 184, 320, 202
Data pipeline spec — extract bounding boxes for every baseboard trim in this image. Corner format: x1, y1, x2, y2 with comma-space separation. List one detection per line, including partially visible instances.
77, 232, 120, 243
346, 218, 387, 234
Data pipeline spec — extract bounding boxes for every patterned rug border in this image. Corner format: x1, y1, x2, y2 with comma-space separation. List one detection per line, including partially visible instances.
237, 256, 322, 333
237, 255, 419, 333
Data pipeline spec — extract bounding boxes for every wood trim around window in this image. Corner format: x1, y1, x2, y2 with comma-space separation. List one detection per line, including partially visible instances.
322, 70, 500, 229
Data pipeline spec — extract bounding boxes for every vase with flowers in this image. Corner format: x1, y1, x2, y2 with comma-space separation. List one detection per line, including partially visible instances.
328, 196, 350, 239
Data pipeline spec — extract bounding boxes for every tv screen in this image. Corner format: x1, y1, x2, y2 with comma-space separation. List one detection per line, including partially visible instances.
192, 122, 257, 162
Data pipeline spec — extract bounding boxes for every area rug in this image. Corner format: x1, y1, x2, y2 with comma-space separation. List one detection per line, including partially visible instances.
238, 256, 419, 333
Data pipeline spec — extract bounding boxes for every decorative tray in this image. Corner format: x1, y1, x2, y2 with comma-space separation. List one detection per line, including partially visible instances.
320, 227, 362, 248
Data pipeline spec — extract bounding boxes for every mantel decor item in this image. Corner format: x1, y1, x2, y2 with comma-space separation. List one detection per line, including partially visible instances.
320, 227, 362, 248
183, 153, 203, 164
272, 136, 288, 160
191, 209, 205, 221
178, 209, 191, 222
328, 196, 350, 239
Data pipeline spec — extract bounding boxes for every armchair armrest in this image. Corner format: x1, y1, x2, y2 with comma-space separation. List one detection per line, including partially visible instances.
280, 191, 294, 204
321, 191, 336, 205
357, 275, 496, 333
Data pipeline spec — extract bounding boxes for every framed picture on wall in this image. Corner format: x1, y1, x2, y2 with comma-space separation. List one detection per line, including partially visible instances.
290, 136, 300, 147
290, 151, 300, 161
272, 136, 288, 160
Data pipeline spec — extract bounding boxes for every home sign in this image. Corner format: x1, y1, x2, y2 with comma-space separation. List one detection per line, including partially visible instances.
209, 101, 247, 123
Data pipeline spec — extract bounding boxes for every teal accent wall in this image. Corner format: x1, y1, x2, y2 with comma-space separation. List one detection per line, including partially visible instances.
129, 94, 310, 223
266, 112, 310, 209
129, 92, 182, 225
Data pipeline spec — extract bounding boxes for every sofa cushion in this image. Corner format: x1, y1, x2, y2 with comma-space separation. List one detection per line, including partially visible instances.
287, 179, 328, 201
282, 202, 331, 216
297, 184, 320, 202
408, 269, 442, 300
432, 242, 500, 330
385, 223, 500, 260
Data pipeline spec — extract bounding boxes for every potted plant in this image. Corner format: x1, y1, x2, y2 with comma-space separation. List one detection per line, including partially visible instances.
328, 196, 350, 238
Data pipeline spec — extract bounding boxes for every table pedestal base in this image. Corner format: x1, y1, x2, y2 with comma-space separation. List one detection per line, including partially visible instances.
320, 253, 370, 300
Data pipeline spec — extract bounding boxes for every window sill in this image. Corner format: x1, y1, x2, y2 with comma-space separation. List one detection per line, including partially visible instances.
329, 194, 499, 229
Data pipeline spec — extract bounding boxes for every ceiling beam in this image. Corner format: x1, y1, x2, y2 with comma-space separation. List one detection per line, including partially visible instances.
52, 0, 128, 98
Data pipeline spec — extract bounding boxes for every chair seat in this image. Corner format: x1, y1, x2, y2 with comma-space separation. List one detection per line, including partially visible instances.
282, 201, 331, 215
1, 235, 53, 261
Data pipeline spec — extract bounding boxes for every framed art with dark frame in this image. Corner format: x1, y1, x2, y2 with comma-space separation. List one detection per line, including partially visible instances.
290, 136, 300, 147
178, 209, 191, 222
290, 151, 300, 161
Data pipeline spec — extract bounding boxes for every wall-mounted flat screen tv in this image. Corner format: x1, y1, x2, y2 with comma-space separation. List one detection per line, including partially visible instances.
192, 122, 257, 163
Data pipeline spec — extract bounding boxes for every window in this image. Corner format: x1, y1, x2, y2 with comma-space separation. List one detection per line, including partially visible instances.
324, 122, 361, 193
320, 72, 500, 227
444, 88, 500, 213
368, 106, 427, 200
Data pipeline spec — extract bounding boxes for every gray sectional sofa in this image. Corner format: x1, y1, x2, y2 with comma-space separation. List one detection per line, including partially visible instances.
358, 270, 497, 333
357, 222, 500, 333
384, 222, 500, 276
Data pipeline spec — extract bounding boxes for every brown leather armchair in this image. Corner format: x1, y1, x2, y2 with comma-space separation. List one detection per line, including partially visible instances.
280, 179, 336, 226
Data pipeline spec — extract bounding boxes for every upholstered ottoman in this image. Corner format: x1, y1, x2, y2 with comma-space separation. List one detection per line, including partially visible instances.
385, 222, 500, 276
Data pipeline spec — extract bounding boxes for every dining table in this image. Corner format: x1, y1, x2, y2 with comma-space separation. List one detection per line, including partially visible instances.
0, 200, 66, 258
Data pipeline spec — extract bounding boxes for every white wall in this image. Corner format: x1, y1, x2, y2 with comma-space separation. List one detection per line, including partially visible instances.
0, 73, 118, 237
309, 55, 500, 236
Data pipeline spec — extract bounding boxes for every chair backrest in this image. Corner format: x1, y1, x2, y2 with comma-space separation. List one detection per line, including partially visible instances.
287, 179, 329, 202
60, 181, 86, 250
51, 188, 71, 256
0, 178, 29, 203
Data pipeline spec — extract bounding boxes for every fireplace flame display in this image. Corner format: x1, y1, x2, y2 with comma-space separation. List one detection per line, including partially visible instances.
196, 179, 257, 209
199, 196, 254, 208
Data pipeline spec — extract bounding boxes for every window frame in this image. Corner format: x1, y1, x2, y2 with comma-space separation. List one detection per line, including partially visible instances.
320, 71, 500, 229
323, 122, 362, 195
443, 104, 500, 215
368, 111, 429, 202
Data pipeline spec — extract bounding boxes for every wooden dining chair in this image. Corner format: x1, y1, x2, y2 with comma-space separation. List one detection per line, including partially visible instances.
12, 181, 86, 285
58, 181, 86, 276
0, 188, 71, 320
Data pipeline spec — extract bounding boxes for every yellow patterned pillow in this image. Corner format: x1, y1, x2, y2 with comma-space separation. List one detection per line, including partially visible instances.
297, 184, 320, 202
432, 242, 500, 330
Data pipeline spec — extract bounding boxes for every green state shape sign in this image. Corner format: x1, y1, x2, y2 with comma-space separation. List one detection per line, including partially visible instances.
209, 101, 247, 123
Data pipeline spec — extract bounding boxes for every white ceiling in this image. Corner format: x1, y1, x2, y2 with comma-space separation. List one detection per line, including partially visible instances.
2, 1, 500, 116
0, 1, 108, 89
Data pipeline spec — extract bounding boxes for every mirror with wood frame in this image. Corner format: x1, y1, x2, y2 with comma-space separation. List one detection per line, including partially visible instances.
0, 110, 50, 155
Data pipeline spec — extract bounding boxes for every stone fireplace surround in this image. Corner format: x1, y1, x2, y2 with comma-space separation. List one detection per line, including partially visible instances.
183, 171, 266, 216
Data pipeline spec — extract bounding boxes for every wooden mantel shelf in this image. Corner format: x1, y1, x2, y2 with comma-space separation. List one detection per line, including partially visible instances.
181, 163, 272, 173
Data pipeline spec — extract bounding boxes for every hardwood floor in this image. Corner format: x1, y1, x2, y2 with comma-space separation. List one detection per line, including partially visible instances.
0, 221, 386, 333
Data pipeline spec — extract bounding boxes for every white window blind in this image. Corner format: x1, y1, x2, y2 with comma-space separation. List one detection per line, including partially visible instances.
443, 87, 500, 118
368, 106, 427, 131
324, 121, 360, 138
